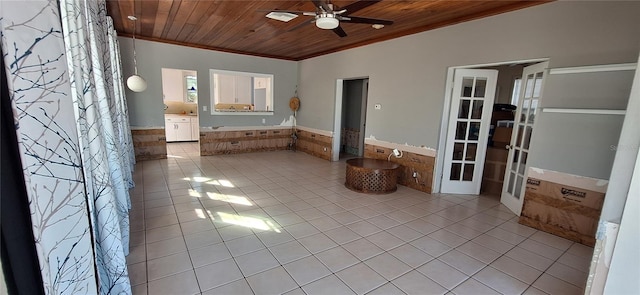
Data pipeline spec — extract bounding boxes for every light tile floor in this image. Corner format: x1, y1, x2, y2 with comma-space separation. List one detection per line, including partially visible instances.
128, 142, 593, 295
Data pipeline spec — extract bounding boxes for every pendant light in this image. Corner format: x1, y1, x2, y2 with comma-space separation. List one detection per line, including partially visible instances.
126, 15, 147, 92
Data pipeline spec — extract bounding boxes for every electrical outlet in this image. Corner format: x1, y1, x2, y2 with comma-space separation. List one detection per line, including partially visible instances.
262, 118, 266, 124
203, 105, 207, 111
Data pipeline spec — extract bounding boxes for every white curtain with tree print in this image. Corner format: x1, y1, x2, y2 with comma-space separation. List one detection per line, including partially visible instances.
59, 0, 134, 293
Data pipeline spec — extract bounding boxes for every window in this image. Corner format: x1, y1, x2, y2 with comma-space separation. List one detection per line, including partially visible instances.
210, 69, 273, 115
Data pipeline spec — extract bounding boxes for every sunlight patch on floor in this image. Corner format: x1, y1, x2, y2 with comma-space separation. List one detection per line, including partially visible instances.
216, 212, 281, 233
206, 192, 252, 206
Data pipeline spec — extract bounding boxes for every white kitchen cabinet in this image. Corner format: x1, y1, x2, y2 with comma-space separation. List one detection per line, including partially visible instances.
162, 68, 184, 102
190, 117, 199, 140
165, 116, 193, 142
215, 74, 252, 104
163, 68, 198, 104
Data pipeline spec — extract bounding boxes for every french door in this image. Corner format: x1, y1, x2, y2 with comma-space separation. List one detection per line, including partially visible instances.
441, 69, 498, 194
501, 61, 548, 215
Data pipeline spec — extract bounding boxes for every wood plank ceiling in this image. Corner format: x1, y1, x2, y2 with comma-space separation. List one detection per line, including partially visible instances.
107, 0, 550, 61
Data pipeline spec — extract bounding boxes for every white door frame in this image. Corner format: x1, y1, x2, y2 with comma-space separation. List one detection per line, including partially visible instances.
332, 76, 369, 162
434, 58, 549, 193
358, 79, 369, 157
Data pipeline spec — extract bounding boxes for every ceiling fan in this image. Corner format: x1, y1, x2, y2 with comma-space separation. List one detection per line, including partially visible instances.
264, 0, 393, 37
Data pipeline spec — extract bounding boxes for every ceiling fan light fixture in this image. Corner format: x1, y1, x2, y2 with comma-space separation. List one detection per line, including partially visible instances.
316, 16, 339, 30
372, 24, 385, 29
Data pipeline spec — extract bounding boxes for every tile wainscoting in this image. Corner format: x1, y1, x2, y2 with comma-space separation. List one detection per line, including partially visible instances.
295, 128, 333, 161
132, 128, 167, 161
200, 128, 293, 156
364, 143, 435, 194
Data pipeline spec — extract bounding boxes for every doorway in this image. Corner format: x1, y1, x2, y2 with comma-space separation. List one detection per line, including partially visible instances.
332, 78, 369, 161
161, 68, 200, 158
436, 59, 549, 201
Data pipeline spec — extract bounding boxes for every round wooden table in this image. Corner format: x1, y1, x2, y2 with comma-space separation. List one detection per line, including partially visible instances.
345, 158, 400, 194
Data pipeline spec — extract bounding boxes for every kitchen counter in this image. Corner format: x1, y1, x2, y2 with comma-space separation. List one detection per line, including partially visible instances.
165, 113, 198, 118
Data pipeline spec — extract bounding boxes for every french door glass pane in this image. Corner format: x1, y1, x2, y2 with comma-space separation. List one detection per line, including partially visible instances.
529, 99, 539, 123
458, 100, 471, 118
453, 143, 464, 160
456, 122, 468, 140
450, 163, 462, 180
466, 143, 477, 161
468, 122, 480, 140
471, 100, 483, 119
474, 78, 487, 98
508, 172, 516, 193
515, 175, 523, 198
462, 78, 474, 97
463, 164, 475, 181
523, 126, 532, 149
515, 126, 524, 148
519, 152, 528, 174
533, 72, 543, 97
525, 74, 535, 98
520, 99, 531, 123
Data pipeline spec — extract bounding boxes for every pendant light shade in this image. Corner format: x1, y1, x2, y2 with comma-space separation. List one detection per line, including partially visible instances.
127, 75, 147, 92
127, 15, 146, 92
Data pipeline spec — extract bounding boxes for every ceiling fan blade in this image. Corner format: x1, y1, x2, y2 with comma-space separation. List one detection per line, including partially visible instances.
332, 25, 347, 37
340, 16, 393, 25
341, 0, 382, 14
311, 0, 332, 13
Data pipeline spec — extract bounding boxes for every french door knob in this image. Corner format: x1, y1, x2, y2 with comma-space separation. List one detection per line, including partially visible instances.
506, 145, 513, 150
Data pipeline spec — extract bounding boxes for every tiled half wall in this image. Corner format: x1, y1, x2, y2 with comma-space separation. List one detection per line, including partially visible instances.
200, 128, 293, 156
132, 128, 167, 161
364, 142, 436, 194
295, 128, 333, 161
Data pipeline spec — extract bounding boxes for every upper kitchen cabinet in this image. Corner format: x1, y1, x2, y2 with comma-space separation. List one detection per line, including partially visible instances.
210, 69, 274, 114
162, 68, 197, 104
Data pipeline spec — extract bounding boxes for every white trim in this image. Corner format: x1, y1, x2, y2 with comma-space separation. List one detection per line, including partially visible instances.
130, 126, 165, 130
364, 137, 437, 158
542, 108, 626, 115
297, 125, 334, 137
200, 125, 292, 132
211, 111, 274, 116
434, 68, 455, 193
332, 79, 344, 161
452, 58, 550, 69
549, 63, 637, 75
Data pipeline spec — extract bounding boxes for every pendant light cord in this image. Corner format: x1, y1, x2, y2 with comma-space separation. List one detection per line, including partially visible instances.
131, 18, 139, 75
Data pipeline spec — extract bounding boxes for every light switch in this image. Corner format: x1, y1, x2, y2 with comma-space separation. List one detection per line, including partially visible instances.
262, 118, 266, 124
203, 106, 207, 111
374, 104, 381, 110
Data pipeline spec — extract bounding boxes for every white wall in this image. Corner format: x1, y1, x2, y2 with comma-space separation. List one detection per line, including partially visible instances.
120, 38, 298, 128
297, 1, 640, 151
